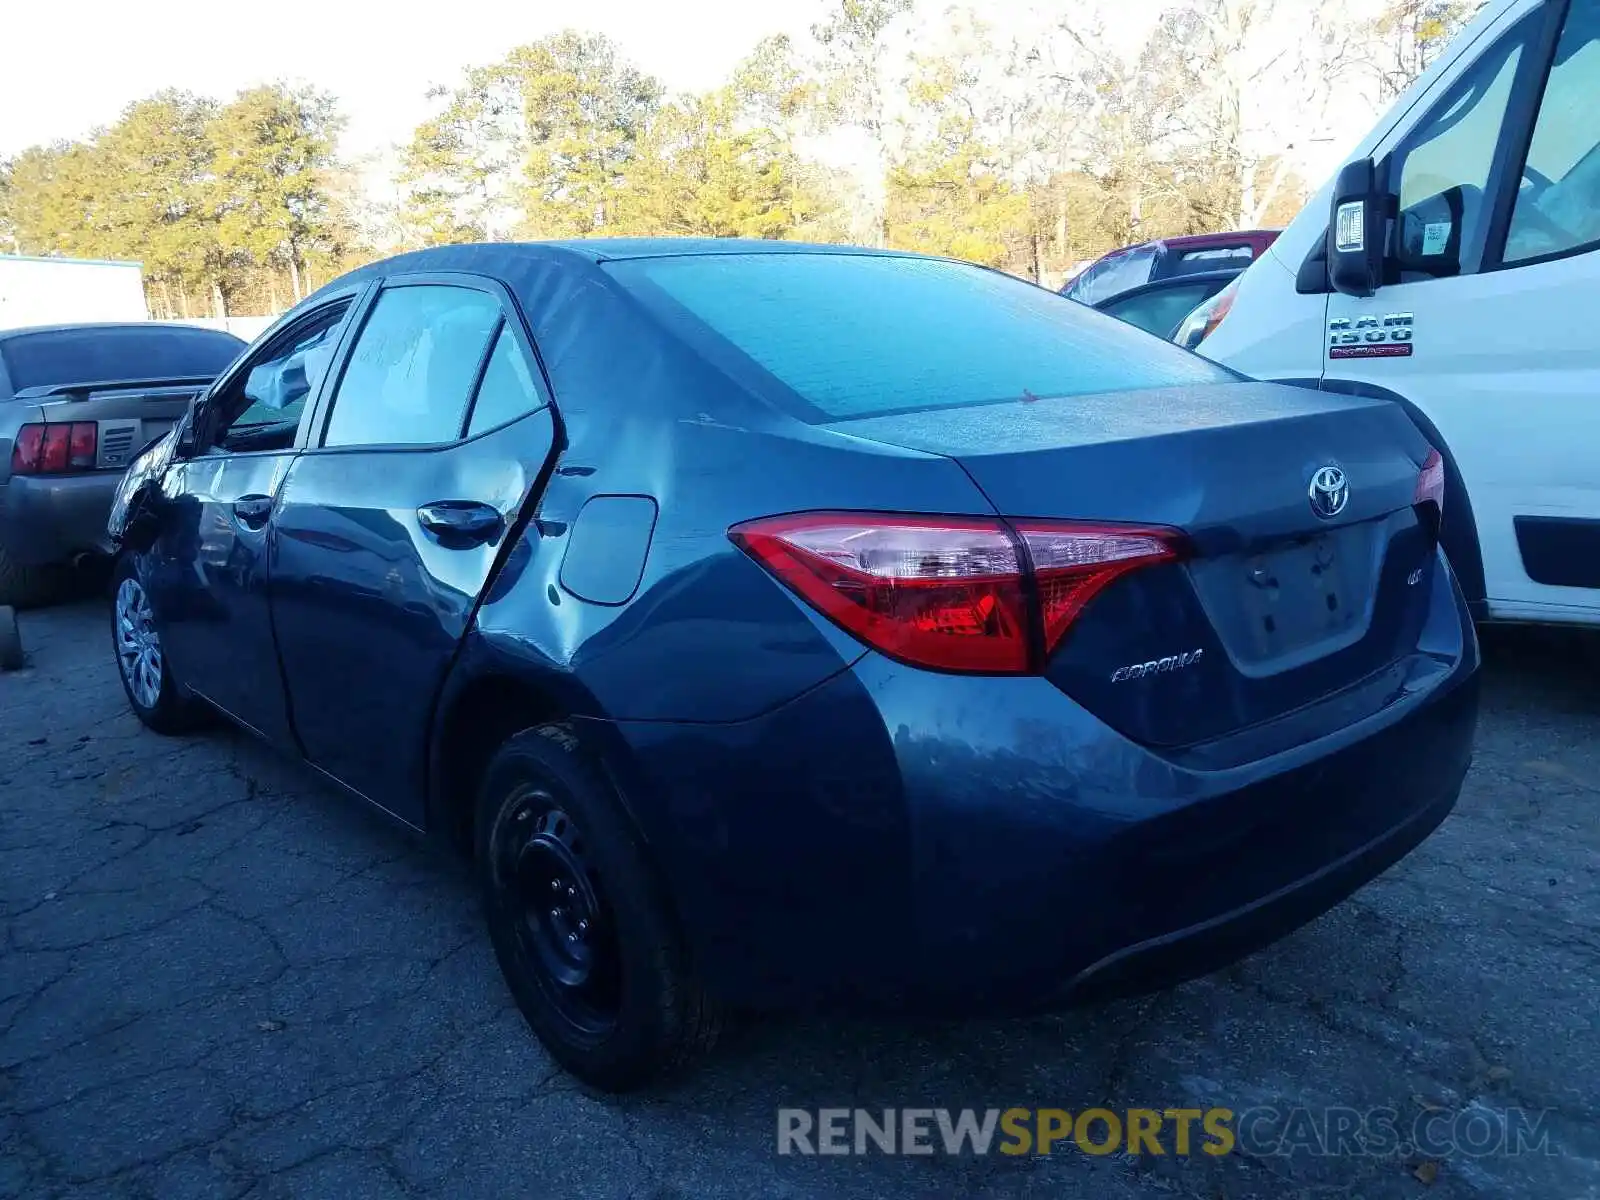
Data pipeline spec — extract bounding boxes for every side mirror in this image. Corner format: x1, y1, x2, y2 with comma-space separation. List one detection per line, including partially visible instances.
1327, 158, 1388, 298
175, 404, 201, 457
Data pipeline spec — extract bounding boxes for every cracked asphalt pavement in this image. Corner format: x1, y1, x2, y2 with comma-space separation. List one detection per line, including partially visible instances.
2, 600, 1598, 1199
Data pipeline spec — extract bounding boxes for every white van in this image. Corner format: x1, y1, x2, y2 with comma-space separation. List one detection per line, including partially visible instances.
1189, 0, 1600, 627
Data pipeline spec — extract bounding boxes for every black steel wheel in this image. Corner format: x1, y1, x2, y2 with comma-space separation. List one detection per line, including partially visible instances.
497, 791, 623, 1038
478, 724, 721, 1091
0, 605, 21, 671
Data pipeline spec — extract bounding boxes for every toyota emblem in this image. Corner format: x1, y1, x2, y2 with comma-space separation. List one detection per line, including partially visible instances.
1308, 465, 1349, 520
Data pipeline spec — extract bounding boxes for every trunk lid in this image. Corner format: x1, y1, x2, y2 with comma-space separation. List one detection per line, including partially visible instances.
30, 380, 207, 472
823, 381, 1439, 747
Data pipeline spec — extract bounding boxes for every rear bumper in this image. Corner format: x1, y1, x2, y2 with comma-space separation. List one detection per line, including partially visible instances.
1060, 777, 1459, 1005
593, 550, 1480, 1012
0, 474, 118, 565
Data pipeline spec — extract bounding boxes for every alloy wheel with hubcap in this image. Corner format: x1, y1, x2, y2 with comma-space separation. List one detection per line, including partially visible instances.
115, 576, 163, 710
110, 557, 200, 735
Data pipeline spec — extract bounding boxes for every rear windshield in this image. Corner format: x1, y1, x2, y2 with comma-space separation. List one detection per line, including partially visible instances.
607, 252, 1234, 421
0, 326, 245, 394
1163, 245, 1255, 277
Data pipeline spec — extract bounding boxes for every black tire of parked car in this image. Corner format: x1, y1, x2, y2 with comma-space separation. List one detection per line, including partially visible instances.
476, 723, 722, 1091
110, 554, 206, 736
0, 605, 21, 671
0, 545, 64, 610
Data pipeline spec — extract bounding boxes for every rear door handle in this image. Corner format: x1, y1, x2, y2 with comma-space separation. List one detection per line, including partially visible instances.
417, 500, 503, 544
233, 494, 274, 529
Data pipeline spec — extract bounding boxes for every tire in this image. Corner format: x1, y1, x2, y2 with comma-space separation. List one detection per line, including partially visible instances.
0, 544, 64, 610
476, 724, 721, 1091
0, 605, 21, 671
110, 554, 202, 735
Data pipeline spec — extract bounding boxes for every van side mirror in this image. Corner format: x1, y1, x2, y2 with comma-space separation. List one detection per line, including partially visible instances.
1327, 158, 1388, 298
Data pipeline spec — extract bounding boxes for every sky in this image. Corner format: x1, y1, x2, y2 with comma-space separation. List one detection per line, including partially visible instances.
1, 0, 1376, 204
0, 0, 829, 164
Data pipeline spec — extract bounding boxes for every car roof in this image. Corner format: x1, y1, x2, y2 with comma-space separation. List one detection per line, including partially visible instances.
0, 322, 244, 343
1158, 230, 1280, 249
297, 238, 944, 310
539, 237, 923, 262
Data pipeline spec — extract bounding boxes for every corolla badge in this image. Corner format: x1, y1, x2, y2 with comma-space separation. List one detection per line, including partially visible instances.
1111, 649, 1204, 683
1308, 465, 1349, 520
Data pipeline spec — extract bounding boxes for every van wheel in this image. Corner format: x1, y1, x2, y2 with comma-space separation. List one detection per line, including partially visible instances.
477, 724, 721, 1092
110, 554, 203, 735
0, 546, 63, 610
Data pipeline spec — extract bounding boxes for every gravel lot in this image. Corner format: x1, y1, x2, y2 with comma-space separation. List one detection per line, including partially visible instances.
2, 599, 1598, 1200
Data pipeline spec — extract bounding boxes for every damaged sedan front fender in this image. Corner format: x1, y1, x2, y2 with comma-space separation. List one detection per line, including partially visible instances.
107, 424, 180, 554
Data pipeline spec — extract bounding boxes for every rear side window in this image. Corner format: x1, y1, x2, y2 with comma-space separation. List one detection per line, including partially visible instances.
0, 326, 244, 392
465, 326, 548, 437
608, 253, 1233, 422
323, 285, 501, 447
1166, 246, 1254, 276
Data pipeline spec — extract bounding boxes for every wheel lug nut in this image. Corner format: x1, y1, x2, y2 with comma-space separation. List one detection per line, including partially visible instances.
550, 879, 560, 892
566, 932, 578, 943
577, 920, 588, 933
566, 887, 576, 899
549, 908, 559, 922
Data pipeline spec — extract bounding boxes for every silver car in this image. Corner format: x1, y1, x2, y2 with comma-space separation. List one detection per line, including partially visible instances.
0, 322, 244, 606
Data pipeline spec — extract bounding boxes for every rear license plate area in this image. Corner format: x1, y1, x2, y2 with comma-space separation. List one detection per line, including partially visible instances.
1237, 528, 1367, 660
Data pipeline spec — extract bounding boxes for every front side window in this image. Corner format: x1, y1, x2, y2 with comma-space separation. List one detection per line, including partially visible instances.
1389, 16, 1532, 279
608, 252, 1235, 423
1503, 0, 1600, 264
323, 285, 501, 448
1064, 243, 1159, 304
208, 303, 348, 455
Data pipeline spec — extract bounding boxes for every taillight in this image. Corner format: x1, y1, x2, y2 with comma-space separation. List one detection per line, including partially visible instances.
10, 425, 44, 473
729, 512, 1184, 674
1018, 523, 1183, 652
1415, 448, 1445, 513
69, 422, 98, 469
1174, 275, 1239, 350
9, 422, 97, 475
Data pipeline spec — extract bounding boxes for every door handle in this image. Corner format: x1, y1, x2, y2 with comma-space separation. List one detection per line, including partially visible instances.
417, 500, 503, 544
233, 494, 274, 529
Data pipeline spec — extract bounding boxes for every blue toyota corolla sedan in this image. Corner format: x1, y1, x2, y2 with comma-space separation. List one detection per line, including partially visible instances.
106, 240, 1479, 1090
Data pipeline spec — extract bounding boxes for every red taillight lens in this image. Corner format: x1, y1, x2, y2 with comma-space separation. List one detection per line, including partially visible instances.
39, 425, 71, 472
9, 422, 98, 474
10, 424, 44, 473
1415, 448, 1445, 513
69, 422, 97, 469
731, 513, 1032, 671
1017, 522, 1183, 652
730, 512, 1184, 674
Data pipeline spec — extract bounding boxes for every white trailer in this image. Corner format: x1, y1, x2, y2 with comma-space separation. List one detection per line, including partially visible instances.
0, 255, 148, 331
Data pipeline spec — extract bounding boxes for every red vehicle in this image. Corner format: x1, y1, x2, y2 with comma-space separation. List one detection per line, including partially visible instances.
1062, 230, 1281, 306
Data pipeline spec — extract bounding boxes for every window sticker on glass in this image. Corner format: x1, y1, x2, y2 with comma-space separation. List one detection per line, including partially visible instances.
1422, 222, 1452, 256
